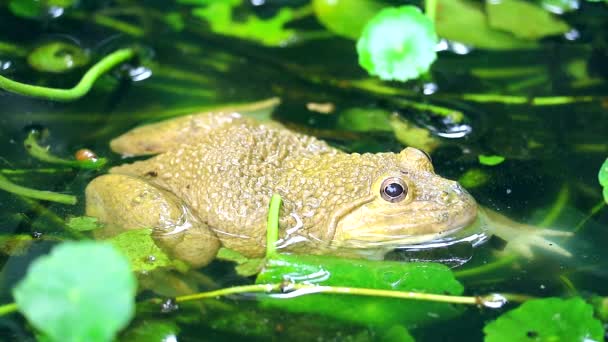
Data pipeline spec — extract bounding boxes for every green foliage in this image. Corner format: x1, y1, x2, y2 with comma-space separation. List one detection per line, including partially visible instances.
312, 0, 385, 39
120, 320, 180, 342
216, 247, 264, 277
337, 108, 392, 132
357, 6, 437, 82
28, 42, 89, 73
435, 0, 536, 50
256, 254, 464, 327
486, 0, 570, 39
107, 229, 183, 273
458, 168, 490, 189
8, 0, 75, 18
484, 297, 604, 341
389, 114, 440, 152
66, 216, 102, 232
479, 154, 505, 166
24, 131, 107, 169
188, 0, 296, 46
599, 158, 608, 203
13, 242, 137, 342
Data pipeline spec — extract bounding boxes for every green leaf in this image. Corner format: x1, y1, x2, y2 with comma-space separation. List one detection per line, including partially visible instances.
8, 0, 42, 18
107, 229, 181, 273
389, 114, 440, 152
312, 0, 385, 39
120, 320, 180, 342
486, 0, 570, 40
484, 297, 604, 342
435, 0, 536, 50
13, 242, 137, 342
458, 168, 490, 189
337, 107, 393, 132
24, 131, 107, 170
479, 154, 505, 166
599, 158, 608, 187
66, 216, 102, 232
217, 247, 264, 276
357, 6, 438, 82
256, 254, 464, 327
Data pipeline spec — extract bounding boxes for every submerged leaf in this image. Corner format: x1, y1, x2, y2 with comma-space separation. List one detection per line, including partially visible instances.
256, 254, 464, 327
357, 6, 438, 82
479, 154, 505, 166
486, 0, 570, 39
66, 216, 102, 232
28, 42, 89, 73
13, 242, 137, 342
458, 168, 490, 189
484, 297, 604, 342
107, 229, 180, 273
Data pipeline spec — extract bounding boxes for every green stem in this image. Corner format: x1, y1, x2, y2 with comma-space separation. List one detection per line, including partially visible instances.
167, 283, 531, 307
459, 94, 598, 105
24, 132, 107, 169
266, 194, 282, 257
0, 41, 27, 56
573, 201, 606, 233
71, 12, 144, 37
425, 0, 437, 23
0, 48, 136, 101
0, 168, 73, 175
538, 184, 569, 227
0, 174, 76, 205
0, 303, 17, 316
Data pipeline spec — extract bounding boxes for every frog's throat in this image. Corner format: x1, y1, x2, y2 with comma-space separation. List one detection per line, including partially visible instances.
322, 194, 376, 243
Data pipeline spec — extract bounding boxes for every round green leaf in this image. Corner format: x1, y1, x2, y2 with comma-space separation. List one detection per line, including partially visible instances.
356, 5, 438, 82
312, 0, 385, 39
479, 154, 505, 166
13, 242, 137, 342
27, 42, 89, 73
484, 297, 604, 342
598, 158, 608, 187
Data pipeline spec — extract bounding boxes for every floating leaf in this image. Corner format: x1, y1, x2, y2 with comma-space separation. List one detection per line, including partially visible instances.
435, 0, 536, 50
66, 216, 102, 232
217, 247, 264, 277
28, 42, 89, 73
13, 242, 137, 342
479, 154, 505, 166
107, 229, 181, 273
486, 0, 570, 40
357, 6, 438, 82
312, 0, 384, 39
256, 254, 464, 327
484, 297, 604, 342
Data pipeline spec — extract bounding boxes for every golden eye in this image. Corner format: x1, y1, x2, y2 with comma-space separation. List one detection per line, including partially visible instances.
380, 177, 408, 203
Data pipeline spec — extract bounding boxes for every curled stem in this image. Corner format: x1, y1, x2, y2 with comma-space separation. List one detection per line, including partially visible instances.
0, 174, 77, 205
0, 48, 136, 101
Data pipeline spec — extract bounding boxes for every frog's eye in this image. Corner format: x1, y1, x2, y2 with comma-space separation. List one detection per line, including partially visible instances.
380, 177, 408, 203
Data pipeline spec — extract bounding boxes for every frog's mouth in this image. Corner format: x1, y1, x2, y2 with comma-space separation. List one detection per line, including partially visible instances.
330, 194, 478, 249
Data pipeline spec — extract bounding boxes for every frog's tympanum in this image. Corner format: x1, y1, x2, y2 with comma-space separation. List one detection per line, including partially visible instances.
86, 113, 570, 267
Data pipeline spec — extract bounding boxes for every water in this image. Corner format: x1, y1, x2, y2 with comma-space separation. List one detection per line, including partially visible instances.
0, 1, 607, 341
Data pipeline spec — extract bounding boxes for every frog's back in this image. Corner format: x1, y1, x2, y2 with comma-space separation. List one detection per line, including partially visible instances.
110, 119, 340, 255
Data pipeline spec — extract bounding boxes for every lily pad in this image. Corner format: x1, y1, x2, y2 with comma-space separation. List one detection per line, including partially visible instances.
357, 5, 438, 82
13, 242, 137, 342
484, 297, 604, 341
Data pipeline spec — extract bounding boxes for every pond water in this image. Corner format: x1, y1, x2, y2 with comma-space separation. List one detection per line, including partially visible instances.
0, 0, 607, 341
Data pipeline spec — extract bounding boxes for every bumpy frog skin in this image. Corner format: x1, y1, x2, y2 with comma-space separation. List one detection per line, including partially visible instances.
86, 112, 570, 267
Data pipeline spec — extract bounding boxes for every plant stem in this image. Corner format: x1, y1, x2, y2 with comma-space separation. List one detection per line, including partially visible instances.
166, 283, 531, 308
538, 184, 569, 227
0, 174, 76, 205
0, 168, 73, 175
459, 94, 598, 105
425, 0, 437, 23
573, 201, 606, 233
266, 194, 282, 257
24, 132, 107, 169
70, 12, 144, 37
0, 41, 27, 56
0, 48, 135, 101
0, 303, 17, 316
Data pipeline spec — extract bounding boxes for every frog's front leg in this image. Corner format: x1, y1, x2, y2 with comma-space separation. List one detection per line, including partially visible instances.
479, 207, 573, 258
86, 174, 221, 267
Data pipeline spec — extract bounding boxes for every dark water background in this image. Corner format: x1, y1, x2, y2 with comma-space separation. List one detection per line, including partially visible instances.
0, 1, 607, 340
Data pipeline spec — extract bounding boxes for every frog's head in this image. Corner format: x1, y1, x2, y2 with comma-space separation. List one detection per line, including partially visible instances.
330, 147, 477, 249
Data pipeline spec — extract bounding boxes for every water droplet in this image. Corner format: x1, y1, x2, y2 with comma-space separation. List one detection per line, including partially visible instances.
481, 293, 507, 308
128, 66, 152, 82
160, 298, 179, 313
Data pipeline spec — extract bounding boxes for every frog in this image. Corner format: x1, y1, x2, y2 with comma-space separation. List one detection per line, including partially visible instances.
85, 111, 571, 267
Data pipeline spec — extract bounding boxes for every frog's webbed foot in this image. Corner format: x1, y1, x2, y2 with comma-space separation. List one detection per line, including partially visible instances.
479, 208, 573, 258
86, 174, 220, 267
502, 228, 572, 258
